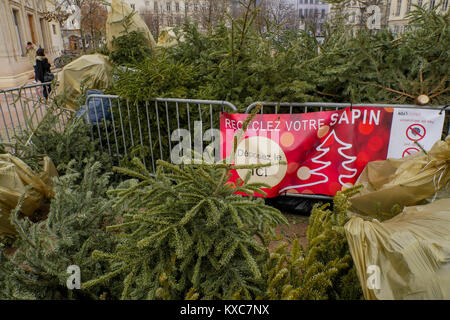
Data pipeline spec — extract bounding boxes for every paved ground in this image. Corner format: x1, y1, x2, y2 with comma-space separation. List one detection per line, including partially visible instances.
268, 213, 309, 252
0, 67, 65, 143
0, 80, 50, 142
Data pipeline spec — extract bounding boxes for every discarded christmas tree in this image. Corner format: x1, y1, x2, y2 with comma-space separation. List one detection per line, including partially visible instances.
82, 157, 288, 299
0, 161, 119, 300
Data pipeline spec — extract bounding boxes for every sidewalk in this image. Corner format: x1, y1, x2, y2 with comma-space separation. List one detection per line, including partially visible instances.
0, 82, 51, 142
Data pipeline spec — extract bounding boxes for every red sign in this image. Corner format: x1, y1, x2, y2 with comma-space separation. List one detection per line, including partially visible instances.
220, 107, 394, 197
402, 147, 420, 157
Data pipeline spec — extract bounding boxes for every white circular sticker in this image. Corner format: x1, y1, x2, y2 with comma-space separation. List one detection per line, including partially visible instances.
234, 136, 287, 187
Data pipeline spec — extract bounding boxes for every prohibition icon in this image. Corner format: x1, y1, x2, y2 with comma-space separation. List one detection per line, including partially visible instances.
406, 124, 426, 141
402, 147, 420, 157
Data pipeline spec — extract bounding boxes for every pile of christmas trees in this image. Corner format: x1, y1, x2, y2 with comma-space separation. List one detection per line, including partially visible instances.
0, 106, 364, 300
108, 6, 448, 108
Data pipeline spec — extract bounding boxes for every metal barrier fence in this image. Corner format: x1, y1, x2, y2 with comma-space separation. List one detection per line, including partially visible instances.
0, 82, 73, 144
84, 94, 237, 173
1, 88, 448, 199
82, 96, 450, 197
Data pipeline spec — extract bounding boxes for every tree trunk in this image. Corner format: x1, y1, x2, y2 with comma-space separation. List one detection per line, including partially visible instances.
78, 1, 86, 53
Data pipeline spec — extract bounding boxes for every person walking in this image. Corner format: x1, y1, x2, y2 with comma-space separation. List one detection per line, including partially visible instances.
35, 48, 53, 100
26, 42, 37, 82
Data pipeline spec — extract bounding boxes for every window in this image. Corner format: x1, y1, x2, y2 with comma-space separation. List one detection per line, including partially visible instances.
417, 0, 423, 7
175, 2, 179, 12
12, 9, 24, 56
394, 25, 399, 34
395, 0, 402, 16
52, 24, 56, 35
299, 0, 302, 3
406, 0, 411, 12
194, 4, 198, 11
349, 12, 355, 23
154, 1, 158, 11
443, 0, 449, 10
429, 0, 435, 8
321, 9, 326, 18
166, 2, 171, 11
130, 3, 135, 10
299, 9, 303, 18
185, 3, 189, 12
314, 8, 318, 17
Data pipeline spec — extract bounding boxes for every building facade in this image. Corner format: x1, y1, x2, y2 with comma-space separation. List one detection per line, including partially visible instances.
294, 0, 330, 35
329, 0, 391, 31
0, 0, 64, 88
123, 0, 237, 34
61, 6, 82, 52
329, 0, 449, 34
388, 0, 449, 34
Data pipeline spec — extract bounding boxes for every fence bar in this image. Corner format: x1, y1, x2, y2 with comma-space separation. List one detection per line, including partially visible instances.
0, 99, 10, 142
126, 100, 134, 148
116, 99, 127, 155
246, 101, 448, 113
101, 97, 112, 156
165, 101, 172, 156
92, 97, 103, 151
145, 101, 156, 173
155, 100, 164, 161
136, 101, 145, 167
108, 98, 120, 159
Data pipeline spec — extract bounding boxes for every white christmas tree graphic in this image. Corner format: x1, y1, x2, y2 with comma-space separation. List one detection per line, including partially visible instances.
279, 129, 357, 193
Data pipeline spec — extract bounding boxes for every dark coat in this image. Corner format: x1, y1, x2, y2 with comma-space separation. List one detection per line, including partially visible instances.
35, 57, 51, 83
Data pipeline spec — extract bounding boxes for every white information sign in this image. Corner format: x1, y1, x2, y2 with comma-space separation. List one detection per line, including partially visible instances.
387, 108, 445, 159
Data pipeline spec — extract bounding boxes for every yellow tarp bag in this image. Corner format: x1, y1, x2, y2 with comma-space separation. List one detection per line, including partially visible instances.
106, 0, 156, 50
350, 136, 450, 218
0, 154, 57, 235
345, 199, 450, 300
157, 27, 185, 48
56, 54, 113, 110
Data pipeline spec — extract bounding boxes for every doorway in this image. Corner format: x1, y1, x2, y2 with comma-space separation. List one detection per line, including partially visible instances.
12, 9, 24, 56
28, 14, 37, 44
39, 18, 49, 51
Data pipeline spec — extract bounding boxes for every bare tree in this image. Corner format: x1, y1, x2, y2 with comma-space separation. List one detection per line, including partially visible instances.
141, 10, 161, 36
190, 0, 231, 31
44, 0, 105, 52
81, 0, 107, 50
252, 0, 298, 33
